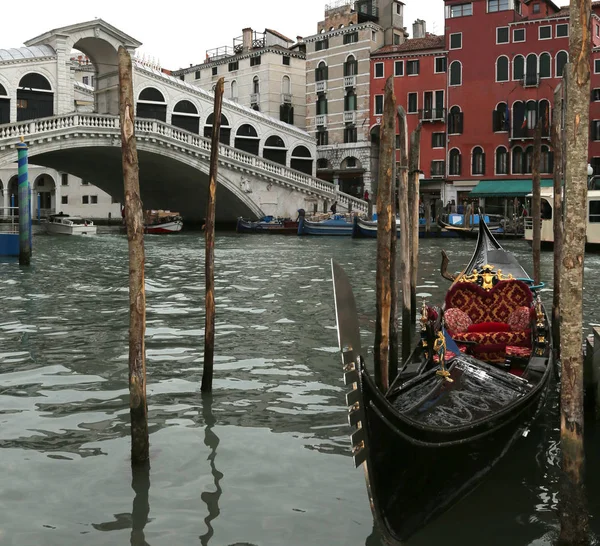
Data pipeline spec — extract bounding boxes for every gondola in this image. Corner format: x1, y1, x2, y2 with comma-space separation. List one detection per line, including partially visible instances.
331, 218, 553, 544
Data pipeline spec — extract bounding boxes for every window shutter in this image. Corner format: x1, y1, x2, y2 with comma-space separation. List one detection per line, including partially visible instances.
431, 132, 436, 147
457, 112, 464, 134
481, 153, 486, 175
458, 154, 462, 176
492, 110, 499, 132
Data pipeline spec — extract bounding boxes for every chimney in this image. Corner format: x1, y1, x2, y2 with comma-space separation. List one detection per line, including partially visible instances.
242, 27, 253, 52
412, 19, 426, 39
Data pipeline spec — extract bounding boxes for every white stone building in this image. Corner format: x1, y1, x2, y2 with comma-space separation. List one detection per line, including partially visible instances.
172, 28, 307, 129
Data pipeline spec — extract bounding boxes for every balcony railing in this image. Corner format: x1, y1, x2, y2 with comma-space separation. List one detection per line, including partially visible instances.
344, 75, 356, 88
316, 114, 327, 127
511, 125, 551, 140
522, 72, 539, 88
430, 162, 446, 177
316, 80, 327, 93
419, 108, 446, 122
343, 111, 356, 124
250, 93, 260, 105
281, 93, 292, 104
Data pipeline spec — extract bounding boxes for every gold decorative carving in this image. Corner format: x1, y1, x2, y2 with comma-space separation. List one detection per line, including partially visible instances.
460, 264, 514, 290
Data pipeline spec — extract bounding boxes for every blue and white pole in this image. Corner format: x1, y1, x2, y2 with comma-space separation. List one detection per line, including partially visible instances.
17, 138, 31, 265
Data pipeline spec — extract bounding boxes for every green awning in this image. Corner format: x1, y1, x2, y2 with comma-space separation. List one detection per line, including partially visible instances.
469, 179, 553, 198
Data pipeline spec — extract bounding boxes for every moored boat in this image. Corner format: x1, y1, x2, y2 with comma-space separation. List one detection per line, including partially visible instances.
439, 212, 507, 238
236, 216, 298, 234
297, 214, 353, 236
144, 210, 183, 234
352, 216, 453, 238
331, 218, 552, 543
45, 212, 97, 235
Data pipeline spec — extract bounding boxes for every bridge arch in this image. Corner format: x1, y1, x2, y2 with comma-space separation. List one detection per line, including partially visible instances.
171, 99, 200, 134
137, 86, 167, 122
17, 72, 54, 121
263, 135, 287, 166
33, 172, 56, 215
0, 82, 9, 124
234, 124, 260, 155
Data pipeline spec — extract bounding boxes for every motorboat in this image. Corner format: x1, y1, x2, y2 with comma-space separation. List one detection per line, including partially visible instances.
45, 213, 97, 235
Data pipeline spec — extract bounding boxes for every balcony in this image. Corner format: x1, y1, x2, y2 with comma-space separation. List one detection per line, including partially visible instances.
522, 72, 539, 88
344, 75, 356, 88
343, 110, 356, 124
316, 114, 327, 127
430, 162, 446, 177
250, 92, 260, 105
419, 108, 446, 122
316, 80, 327, 93
281, 93, 292, 104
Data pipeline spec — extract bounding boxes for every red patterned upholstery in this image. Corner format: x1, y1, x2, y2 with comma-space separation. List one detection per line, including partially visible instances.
445, 280, 533, 324
445, 279, 534, 363
508, 306, 532, 332
445, 308, 472, 333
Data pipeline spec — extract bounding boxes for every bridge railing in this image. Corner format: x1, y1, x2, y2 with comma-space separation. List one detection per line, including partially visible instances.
0, 114, 368, 213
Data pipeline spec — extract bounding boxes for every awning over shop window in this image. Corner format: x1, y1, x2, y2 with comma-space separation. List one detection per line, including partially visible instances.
469, 179, 553, 198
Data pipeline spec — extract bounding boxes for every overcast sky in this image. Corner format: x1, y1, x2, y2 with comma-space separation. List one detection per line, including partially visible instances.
2, 0, 445, 70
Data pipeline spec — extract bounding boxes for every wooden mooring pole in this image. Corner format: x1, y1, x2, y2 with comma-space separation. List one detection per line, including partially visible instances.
408, 124, 422, 325
118, 46, 149, 464
374, 77, 396, 392
201, 78, 225, 393
558, 0, 591, 542
389, 126, 399, 385
397, 106, 411, 364
552, 81, 565, 354
532, 122, 542, 286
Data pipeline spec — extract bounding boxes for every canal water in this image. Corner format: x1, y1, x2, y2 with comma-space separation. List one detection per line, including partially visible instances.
0, 229, 598, 545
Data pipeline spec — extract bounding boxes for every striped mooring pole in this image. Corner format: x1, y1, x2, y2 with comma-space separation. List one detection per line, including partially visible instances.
17, 138, 31, 266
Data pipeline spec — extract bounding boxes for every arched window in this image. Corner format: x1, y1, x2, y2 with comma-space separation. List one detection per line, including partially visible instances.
344, 55, 358, 77
449, 148, 461, 176
0, 83, 9, 125
449, 61, 462, 86
448, 105, 463, 135
541, 145, 554, 174
282, 76, 291, 96
19, 73, 52, 91
513, 55, 525, 81
512, 101, 525, 138
204, 113, 231, 145
17, 73, 54, 121
253, 76, 260, 95
171, 100, 200, 134
315, 61, 328, 82
472, 146, 485, 175
230, 80, 238, 101
234, 124, 259, 155
526, 100, 537, 130
291, 145, 313, 175
263, 135, 287, 166
539, 99, 550, 136
539, 53, 551, 78
556, 51, 568, 78
525, 54, 538, 86
137, 87, 167, 122
512, 146, 524, 174
496, 56, 509, 82
524, 146, 534, 174
493, 102, 508, 132
344, 90, 357, 111
496, 146, 508, 175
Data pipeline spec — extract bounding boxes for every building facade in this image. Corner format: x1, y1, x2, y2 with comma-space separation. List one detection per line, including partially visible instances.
305, 0, 407, 197
172, 28, 307, 129
370, 0, 600, 214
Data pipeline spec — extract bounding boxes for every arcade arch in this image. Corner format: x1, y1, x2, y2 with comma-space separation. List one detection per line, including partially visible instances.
17, 73, 53, 121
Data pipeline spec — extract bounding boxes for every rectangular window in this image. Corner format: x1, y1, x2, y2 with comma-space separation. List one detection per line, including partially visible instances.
513, 28, 525, 42
431, 161, 446, 177
212, 66, 218, 76
344, 126, 357, 143
539, 26, 552, 40
556, 24, 568, 37
82, 76, 89, 85
532, 3, 540, 13
195, 70, 200, 80
447, 2, 473, 17
375, 95, 384, 115
593, 89, 600, 101
592, 120, 600, 141
435, 57, 447, 73
315, 39, 329, 51
374, 62, 384, 78
61, 173, 68, 186
407, 92, 418, 114
228, 61, 239, 71
283, 56, 290, 65
590, 201, 600, 223
394, 33, 401, 45
82, 195, 89, 205
112, 196, 119, 204
595, 59, 600, 74
394, 60, 404, 76
497, 27, 509, 44
61, 196, 68, 205
250, 56, 261, 67
17, 99, 27, 109
432, 132, 445, 148
316, 130, 328, 146
344, 32, 358, 44
450, 33, 462, 50
91, 195, 98, 204
407, 60, 419, 75
488, 0, 509, 12
597, 24, 599, 37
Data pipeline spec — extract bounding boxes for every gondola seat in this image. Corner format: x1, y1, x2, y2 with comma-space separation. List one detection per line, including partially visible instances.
444, 279, 534, 362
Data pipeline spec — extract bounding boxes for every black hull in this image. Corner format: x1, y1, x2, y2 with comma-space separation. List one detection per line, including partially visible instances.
356, 360, 552, 543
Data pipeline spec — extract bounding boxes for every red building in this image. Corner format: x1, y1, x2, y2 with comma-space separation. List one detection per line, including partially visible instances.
370, 0, 600, 213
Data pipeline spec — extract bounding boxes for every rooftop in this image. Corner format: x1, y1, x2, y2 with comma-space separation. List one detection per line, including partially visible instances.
373, 35, 444, 55
0, 45, 56, 62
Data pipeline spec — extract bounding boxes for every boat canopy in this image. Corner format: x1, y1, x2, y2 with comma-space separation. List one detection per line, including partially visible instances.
469, 179, 554, 198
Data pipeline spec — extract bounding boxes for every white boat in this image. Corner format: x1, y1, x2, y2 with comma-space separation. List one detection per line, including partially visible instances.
45, 213, 97, 235
524, 187, 600, 245
143, 210, 183, 234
